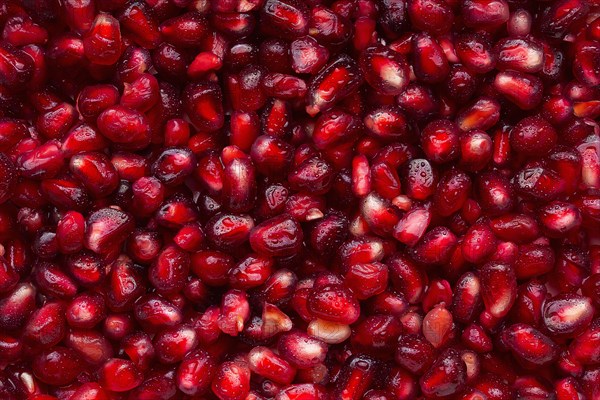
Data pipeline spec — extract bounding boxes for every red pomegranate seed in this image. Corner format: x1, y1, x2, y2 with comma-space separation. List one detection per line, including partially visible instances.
305, 54, 362, 116
32, 347, 83, 386
420, 349, 467, 397
118, 2, 160, 49
480, 262, 517, 318
160, 12, 208, 48
461, 0, 509, 30
538, 201, 582, 237
514, 244, 555, 279
539, 0, 589, 39
99, 358, 144, 392
495, 37, 543, 73
23, 301, 66, 349
494, 70, 543, 110
83, 13, 121, 65
332, 355, 377, 400
360, 46, 409, 96
84, 207, 134, 254
153, 324, 198, 364
461, 223, 497, 264
211, 360, 251, 400
217, 289, 250, 336
183, 81, 224, 132
97, 105, 151, 150
248, 346, 297, 385
501, 323, 559, 367
66, 328, 113, 365
455, 33, 496, 74
412, 33, 449, 84
459, 130, 493, 171
0, 283, 33, 333
307, 283, 360, 325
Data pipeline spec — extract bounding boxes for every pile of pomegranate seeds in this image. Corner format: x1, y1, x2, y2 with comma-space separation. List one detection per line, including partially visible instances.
1, 0, 600, 398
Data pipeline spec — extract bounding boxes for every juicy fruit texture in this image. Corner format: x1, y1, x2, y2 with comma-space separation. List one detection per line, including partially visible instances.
0, 0, 599, 399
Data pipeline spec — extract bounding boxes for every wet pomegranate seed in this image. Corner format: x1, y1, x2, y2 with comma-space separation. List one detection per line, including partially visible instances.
0, 0, 598, 398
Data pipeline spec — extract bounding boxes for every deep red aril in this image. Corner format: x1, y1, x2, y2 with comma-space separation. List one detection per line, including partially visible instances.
0, 283, 34, 334
480, 262, 517, 319
65, 328, 113, 365
32, 347, 83, 386
83, 13, 122, 66
455, 33, 496, 74
66, 292, 107, 329
420, 348, 467, 397
212, 360, 251, 400
501, 323, 559, 368
99, 358, 144, 392
305, 54, 362, 116
412, 32, 450, 84
420, 119, 460, 164
510, 115, 558, 157
360, 45, 410, 96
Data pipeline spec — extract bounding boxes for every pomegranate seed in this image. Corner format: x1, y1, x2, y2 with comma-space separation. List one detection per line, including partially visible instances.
83, 13, 121, 65
495, 37, 543, 73
456, 97, 501, 132
118, 2, 160, 49
501, 323, 559, 367
423, 304, 454, 348
459, 130, 493, 171
160, 12, 208, 48
217, 289, 250, 336
70, 152, 119, 198
305, 54, 362, 116
0, 282, 36, 330
360, 46, 409, 95
290, 36, 329, 75
23, 302, 67, 349
307, 284, 360, 324
507, 9, 532, 37
212, 360, 251, 400
99, 358, 144, 392
66, 328, 113, 365
32, 347, 83, 386
514, 244, 555, 279
277, 331, 328, 369
332, 355, 377, 400
420, 119, 460, 164
248, 346, 297, 385
539, 0, 589, 39
84, 207, 134, 254
66, 292, 106, 329
543, 293, 594, 337
461, 223, 497, 264
408, 0, 453, 35
480, 262, 517, 318
17, 140, 64, 180
412, 33, 449, 83
153, 324, 198, 364
183, 81, 224, 132
97, 105, 151, 150
461, 0, 509, 30
387, 253, 425, 304
455, 33, 496, 74
494, 70, 543, 110
420, 349, 466, 397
